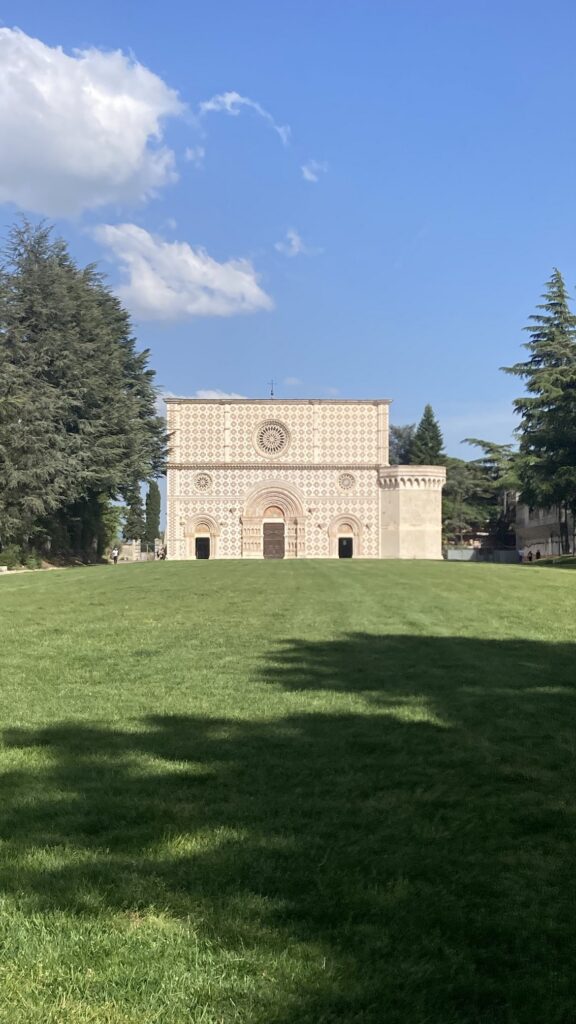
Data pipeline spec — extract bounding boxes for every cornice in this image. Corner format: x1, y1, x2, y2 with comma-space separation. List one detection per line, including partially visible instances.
165, 398, 391, 406
378, 465, 447, 490
167, 462, 382, 471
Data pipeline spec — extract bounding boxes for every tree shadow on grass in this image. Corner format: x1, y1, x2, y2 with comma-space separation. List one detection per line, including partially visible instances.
1, 634, 576, 1023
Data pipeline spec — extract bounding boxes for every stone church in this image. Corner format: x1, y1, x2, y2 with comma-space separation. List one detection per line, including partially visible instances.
165, 398, 446, 560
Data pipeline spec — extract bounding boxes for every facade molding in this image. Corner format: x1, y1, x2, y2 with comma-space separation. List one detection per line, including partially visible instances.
378, 465, 446, 491
165, 398, 391, 406
168, 462, 382, 471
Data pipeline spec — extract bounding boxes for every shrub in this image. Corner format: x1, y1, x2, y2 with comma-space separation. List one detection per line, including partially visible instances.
0, 544, 24, 569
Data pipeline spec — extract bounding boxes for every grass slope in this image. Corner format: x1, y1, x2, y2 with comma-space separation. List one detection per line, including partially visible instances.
0, 560, 575, 1024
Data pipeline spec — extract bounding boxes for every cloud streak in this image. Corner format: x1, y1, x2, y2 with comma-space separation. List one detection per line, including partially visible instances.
184, 145, 206, 167
275, 228, 323, 258
199, 91, 290, 146
275, 228, 307, 258
301, 159, 328, 183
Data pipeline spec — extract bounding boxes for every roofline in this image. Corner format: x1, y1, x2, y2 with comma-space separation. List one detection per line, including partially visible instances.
164, 397, 392, 405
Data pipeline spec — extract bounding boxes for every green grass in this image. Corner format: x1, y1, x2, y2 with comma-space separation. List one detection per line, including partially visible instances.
0, 560, 575, 1024
531, 554, 576, 569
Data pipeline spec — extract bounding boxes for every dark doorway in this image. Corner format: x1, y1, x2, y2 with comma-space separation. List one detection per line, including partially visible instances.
263, 522, 285, 559
195, 537, 210, 559
338, 537, 353, 559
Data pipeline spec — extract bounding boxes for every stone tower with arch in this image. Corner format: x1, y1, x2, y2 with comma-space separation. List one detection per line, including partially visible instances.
165, 398, 446, 560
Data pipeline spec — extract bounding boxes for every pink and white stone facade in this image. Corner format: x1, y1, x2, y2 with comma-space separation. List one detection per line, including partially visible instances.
165, 398, 446, 559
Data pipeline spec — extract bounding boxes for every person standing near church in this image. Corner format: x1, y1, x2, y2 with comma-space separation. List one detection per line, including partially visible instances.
111, 546, 119, 566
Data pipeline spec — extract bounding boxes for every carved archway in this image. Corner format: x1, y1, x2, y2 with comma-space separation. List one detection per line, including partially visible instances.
183, 513, 221, 559
242, 482, 306, 558
328, 514, 364, 558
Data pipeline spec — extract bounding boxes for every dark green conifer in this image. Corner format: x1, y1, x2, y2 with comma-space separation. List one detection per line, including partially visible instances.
0, 220, 167, 558
144, 481, 161, 545
410, 405, 445, 465
503, 268, 576, 552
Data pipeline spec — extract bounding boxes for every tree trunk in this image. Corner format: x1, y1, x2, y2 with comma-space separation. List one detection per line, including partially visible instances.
559, 503, 570, 555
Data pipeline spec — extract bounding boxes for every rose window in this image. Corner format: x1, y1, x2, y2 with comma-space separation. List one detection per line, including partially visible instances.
194, 473, 212, 492
255, 420, 289, 457
338, 473, 355, 491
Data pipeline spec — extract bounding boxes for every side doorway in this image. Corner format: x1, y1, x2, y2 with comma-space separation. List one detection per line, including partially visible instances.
195, 536, 210, 559
338, 536, 353, 558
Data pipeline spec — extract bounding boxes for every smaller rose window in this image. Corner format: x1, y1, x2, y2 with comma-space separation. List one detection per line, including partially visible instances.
194, 472, 212, 492
255, 420, 289, 457
338, 472, 355, 491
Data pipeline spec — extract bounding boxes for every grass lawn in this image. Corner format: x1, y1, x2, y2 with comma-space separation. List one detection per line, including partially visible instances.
0, 560, 575, 1024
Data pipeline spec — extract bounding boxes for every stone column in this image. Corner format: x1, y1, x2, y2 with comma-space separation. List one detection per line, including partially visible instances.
224, 403, 231, 462
377, 402, 389, 466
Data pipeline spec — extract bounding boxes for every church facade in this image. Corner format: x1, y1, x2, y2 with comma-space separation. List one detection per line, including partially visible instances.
165, 398, 446, 560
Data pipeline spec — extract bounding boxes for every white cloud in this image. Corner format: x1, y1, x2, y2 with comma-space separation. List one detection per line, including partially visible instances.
194, 389, 245, 399
184, 145, 205, 167
275, 228, 306, 258
301, 159, 328, 183
94, 223, 274, 320
325, 387, 340, 397
284, 377, 303, 387
0, 27, 184, 216
199, 91, 290, 146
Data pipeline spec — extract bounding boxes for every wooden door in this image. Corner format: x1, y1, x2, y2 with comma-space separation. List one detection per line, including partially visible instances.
263, 522, 285, 559
338, 537, 353, 559
195, 537, 210, 559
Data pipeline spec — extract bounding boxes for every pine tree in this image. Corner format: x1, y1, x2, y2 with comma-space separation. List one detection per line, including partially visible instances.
411, 405, 445, 464
503, 268, 576, 553
144, 481, 161, 545
123, 495, 145, 541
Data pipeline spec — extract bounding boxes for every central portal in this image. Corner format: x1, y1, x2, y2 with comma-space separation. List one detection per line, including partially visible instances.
242, 487, 304, 559
263, 522, 285, 559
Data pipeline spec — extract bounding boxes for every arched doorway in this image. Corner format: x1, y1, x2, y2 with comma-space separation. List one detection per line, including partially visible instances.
242, 484, 306, 559
328, 515, 363, 559
184, 515, 220, 559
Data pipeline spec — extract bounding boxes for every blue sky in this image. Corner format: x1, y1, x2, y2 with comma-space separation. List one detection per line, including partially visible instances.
2, 1, 576, 454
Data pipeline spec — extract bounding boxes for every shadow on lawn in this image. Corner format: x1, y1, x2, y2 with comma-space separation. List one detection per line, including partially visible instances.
2, 634, 576, 1023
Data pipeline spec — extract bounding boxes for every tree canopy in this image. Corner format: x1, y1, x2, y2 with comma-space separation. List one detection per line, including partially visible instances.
503, 268, 576, 552
388, 424, 415, 465
0, 220, 167, 560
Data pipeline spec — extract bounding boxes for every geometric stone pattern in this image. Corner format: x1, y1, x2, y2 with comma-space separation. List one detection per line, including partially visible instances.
165, 398, 445, 560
